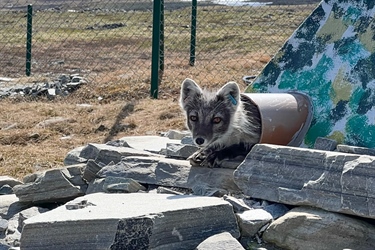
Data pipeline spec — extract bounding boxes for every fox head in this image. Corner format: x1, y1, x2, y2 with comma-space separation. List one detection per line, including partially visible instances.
180, 78, 241, 148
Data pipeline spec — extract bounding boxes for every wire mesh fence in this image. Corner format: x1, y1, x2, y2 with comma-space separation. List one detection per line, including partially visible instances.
0, 0, 320, 98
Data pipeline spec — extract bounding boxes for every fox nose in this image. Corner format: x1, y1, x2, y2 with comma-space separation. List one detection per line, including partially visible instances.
195, 137, 205, 146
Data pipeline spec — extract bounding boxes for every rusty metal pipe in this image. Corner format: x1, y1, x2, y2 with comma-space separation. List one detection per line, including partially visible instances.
242, 92, 313, 146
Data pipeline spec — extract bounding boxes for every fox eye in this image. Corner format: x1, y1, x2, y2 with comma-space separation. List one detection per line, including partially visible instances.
212, 117, 221, 124
190, 115, 198, 122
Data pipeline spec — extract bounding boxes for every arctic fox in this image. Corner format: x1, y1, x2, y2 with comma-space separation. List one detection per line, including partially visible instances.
180, 78, 262, 168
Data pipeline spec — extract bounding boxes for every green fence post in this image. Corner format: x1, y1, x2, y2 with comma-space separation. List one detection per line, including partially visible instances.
26, 4, 33, 76
151, 0, 164, 99
160, 0, 165, 72
189, 0, 197, 66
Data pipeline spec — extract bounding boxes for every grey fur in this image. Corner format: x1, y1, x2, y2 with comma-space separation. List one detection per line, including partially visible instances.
180, 78, 261, 168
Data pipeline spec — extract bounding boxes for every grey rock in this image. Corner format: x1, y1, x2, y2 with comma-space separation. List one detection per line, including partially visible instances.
0, 195, 28, 220
181, 136, 194, 145
82, 159, 103, 182
13, 164, 87, 204
35, 117, 74, 128
166, 143, 198, 159
336, 144, 375, 156
0, 176, 23, 188
196, 232, 244, 250
236, 209, 273, 237
47, 88, 56, 96
234, 144, 375, 219
313, 137, 337, 151
63, 146, 87, 166
103, 176, 146, 193
223, 195, 251, 213
75, 103, 92, 108
57, 74, 70, 84
2, 206, 47, 249
1, 123, 18, 130
105, 139, 130, 147
156, 186, 185, 195
17, 207, 49, 232
86, 176, 146, 194
117, 135, 181, 154
263, 206, 375, 250
0, 219, 8, 233
98, 156, 241, 193
21, 193, 239, 250
71, 76, 84, 83
85, 178, 106, 194
65, 199, 95, 210
0, 184, 13, 195
192, 185, 228, 197
164, 130, 191, 140
0, 74, 85, 99
0, 77, 14, 82
263, 203, 290, 220
79, 143, 159, 165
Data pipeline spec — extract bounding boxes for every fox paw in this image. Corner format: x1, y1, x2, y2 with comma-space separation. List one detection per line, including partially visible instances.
188, 148, 217, 168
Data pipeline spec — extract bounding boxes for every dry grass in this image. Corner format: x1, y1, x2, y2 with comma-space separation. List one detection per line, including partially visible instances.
0, 94, 186, 179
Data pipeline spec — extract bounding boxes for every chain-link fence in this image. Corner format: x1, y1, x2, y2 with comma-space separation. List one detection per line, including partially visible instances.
0, 0, 320, 98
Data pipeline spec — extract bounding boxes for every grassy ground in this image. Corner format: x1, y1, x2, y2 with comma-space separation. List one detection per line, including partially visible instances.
0, 3, 318, 180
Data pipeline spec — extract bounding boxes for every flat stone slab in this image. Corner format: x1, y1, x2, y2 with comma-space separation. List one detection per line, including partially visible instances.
79, 143, 160, 165
117, 136, 181, 153
21, 193, 239, 250
336, 144, 375, 156
234, 144, 375, 219
98, 156, 241, 193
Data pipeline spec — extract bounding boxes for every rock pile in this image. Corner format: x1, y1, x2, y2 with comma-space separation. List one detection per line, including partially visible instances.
1, 132, 375, 249
0, 74, 86, 99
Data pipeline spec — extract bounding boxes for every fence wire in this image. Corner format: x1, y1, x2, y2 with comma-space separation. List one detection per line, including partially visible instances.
0, 0, 320, 98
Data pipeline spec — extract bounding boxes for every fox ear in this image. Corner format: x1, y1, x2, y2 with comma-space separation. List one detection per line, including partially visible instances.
217, 81, 240, 106
180, 78, 202, 109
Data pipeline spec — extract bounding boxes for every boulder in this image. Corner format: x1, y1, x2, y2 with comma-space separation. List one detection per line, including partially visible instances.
13, 164, 87, 204
98, 156, 241, 193
195, 232, 245, 250
236, 209, 273, 237
234, 144, 375, 219
63, 146, 87, 166
20, 193, 240, 250
263, 206, 375, 250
